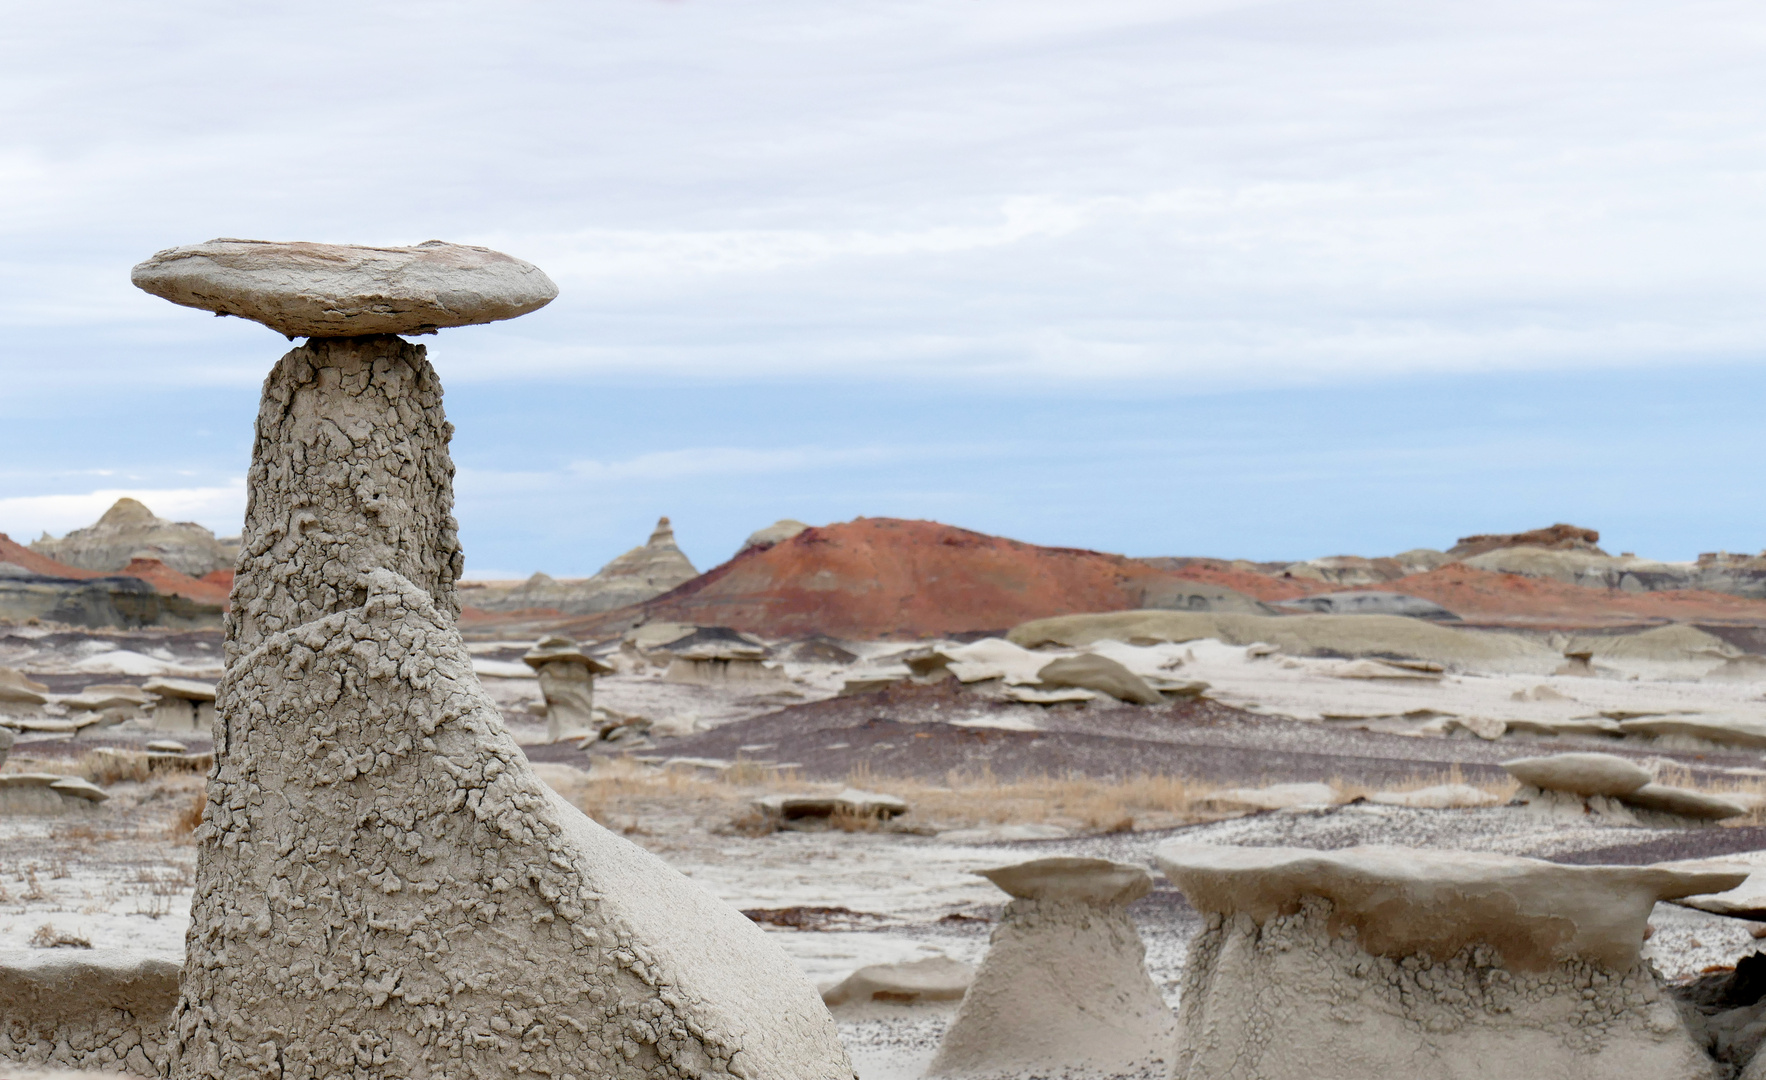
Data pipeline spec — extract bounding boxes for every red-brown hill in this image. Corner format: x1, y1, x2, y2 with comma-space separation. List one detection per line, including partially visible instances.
0, 533, 104, 579
1363, 565, 1766, 629
563, 518, 1207, 640
1, 533, 230, 609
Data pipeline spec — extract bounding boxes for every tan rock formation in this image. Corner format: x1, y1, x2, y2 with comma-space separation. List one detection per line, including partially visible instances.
30, 498, 237, 577
1449, 523, 1605, 558
739, 519, 810, 554
132, 244, 852, 1080
1157, 842, 1742, 1080
522, 635, 612, 743
928, 857, 1171, 1078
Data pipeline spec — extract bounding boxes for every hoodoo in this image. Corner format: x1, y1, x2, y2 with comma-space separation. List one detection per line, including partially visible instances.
1156, 842, 1743, 1080
133, 241, 853, 1080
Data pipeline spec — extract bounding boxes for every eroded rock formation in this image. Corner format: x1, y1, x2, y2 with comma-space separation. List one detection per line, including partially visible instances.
1156, 842, 1744, 1080
31, 498, 238, 577
133, 247, 852, 1080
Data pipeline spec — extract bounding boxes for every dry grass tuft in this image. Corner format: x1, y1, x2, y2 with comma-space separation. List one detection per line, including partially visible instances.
28, 923, 91, 949
171, 789, 207, 836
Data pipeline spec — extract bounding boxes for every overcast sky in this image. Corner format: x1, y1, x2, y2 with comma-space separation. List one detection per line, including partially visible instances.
1, 0, 1761, 576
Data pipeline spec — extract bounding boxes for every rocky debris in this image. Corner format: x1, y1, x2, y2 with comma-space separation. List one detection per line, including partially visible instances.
130, 238, 558, 339
142, 677, 216, 734
1275, 590, 1460, 620
1501, 753, 1653, 797
31, 498, 237, 578
0, 949, 181, 1075
755, 788, 908, 826
522, 635, 613, 743
928, 857, 1171, 1078
1155, 842, 1739, 1080
1034, 653, 1162, 705
135, 246, 852, 1080
0, 667, 49, 707
821, 956, 973, 1007
1368, 784, 1503, 808
1009, 610, 1556, 671
1206, 782, 1341, 811
1449, 522, 1604, 558
472, 518, 700, 615
0, 773, 108, 815
739, 519, 810, 554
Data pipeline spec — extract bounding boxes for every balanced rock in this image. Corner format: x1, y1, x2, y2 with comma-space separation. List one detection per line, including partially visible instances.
1156, 842, 1743, 1080
134, 247, 851, 1080
1502, 752, 1653, 797
1035, 653, 1162, 705
142, 677, 217, 734
131, 239, 557, 339
0, 949, 181, 1075
522, 635, 613, 743
928, 857, 1170, 1078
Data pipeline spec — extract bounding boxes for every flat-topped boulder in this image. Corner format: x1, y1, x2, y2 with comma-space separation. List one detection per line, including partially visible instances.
928, 856, 1170, 1078
1156, 842, 1742, 1080
1502, 751, 1652, 798
1157, 842, 1740, 970
822, 955, 973, 1008
131, 239, 557, 339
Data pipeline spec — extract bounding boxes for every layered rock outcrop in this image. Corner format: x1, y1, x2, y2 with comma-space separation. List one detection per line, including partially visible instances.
471, 518, 700, 615
31, 498, 237, 577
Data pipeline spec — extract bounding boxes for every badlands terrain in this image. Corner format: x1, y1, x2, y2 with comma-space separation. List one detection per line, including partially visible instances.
9, 503, 1766, 1076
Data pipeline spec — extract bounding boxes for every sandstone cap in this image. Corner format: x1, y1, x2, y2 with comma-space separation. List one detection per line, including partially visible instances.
976, 856, 1153, 905
131, 239, 558, 339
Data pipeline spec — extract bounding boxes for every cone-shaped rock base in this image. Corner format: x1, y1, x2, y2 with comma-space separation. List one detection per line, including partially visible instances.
170, 336, 851, 1080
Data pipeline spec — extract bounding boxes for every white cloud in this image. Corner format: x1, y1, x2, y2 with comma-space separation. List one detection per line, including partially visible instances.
0, 483, 247, 541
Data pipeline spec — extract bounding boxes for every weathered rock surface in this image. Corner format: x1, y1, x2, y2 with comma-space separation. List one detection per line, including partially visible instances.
929, 857, 1171, 1078
1620, 716, 1766, 749
1367, 783, 1503, 808
165, 332, 851, 1079
1034, 653, 1163, 705
1501, 752, 1653, 797
0, 667, 49, 706
143, 677, 218, 734
1156, 842, 1740, 1080
1206, 782, 1341, 811
131, 239, 558, 339
31, 498, 237, 577
1620, 783, 1748, 821
0, 949, 181, 1075
756, 788, 908, 823
1449, 523, 1604, 558
822, 956, 973, 1007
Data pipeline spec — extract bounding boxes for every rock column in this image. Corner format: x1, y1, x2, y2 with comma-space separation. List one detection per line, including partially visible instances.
167, 332, 852, 1078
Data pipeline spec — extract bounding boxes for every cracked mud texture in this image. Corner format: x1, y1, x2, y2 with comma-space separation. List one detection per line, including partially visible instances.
171, 336, 853, 1080
1173, 897, 1717, 1080
0, 951, 180, 1074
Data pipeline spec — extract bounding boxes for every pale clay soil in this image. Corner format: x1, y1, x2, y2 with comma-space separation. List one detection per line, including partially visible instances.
6, 627, 1766, 1078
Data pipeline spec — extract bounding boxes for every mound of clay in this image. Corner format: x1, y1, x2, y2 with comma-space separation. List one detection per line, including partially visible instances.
1008, 610, 1555, 671
136, 263, 850, 1078
1034, 653, 1162, 705
0, 950, 181, 1075
131, 239, 558, 338
31, 499, 237, 578
1501, 753, 1653, 797
1157, 842, 1736, 1080
929, 857, 1170, 1078
569, 518, 1259, 640
822, 956, 973, 1007
1449, 523, 1604, 558
1274, 590, 1459, 620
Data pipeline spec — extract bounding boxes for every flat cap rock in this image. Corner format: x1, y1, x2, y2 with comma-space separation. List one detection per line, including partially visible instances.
976, 856, 1153, 905
1502, 752, 1652, 797
131, 239, 557, 339
1155, 841, 1746, 970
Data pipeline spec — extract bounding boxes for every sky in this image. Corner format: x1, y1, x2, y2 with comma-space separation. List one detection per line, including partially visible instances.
0, 0, 1761, 577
